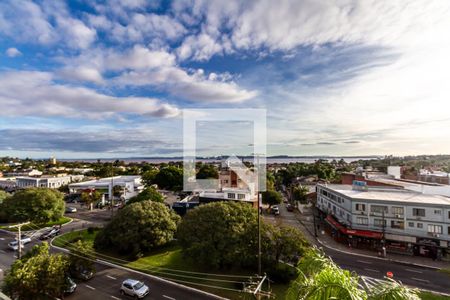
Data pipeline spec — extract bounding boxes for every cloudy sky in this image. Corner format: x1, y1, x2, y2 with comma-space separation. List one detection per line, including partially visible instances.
1, 0, 450, 158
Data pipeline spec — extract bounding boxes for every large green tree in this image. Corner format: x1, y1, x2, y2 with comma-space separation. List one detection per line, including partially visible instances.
81, 189, 102, 211
264, 225, 307, 265
154, 166, 183, 191
196, 163, 219, 179
262, 190, 283, 208
141, 169, 159, 187
2, 188, 65, 224
94, 201, 180, 256
2, 243, 69, 300
126, 187, 164, 205
292, 185, 309, 203
68, 240, 95, 278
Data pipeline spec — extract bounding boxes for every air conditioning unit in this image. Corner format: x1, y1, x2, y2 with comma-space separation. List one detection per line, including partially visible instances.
434, 233, 440, 238
395, 214, 401, 218
360, 211, 365, 215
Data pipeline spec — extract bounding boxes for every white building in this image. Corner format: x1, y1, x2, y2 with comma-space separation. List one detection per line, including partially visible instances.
68, 176, 143, 201
317, 182, 450, 259
16, 175, 84, 189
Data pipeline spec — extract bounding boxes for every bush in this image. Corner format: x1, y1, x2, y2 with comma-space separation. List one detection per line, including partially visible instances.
266, 263, 298, 284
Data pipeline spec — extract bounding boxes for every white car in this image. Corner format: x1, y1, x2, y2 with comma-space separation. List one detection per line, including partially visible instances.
8, 236, 32, 251
120, 279, 149, 298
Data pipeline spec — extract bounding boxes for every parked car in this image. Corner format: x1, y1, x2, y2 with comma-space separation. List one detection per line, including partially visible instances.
271, 206, 280, 216
286, 203, 294, 212
8, 236, 32, 251
64, 277, 77, 294
65, 206, 77, 213
39, 227, 60, 240
120, 279, 149, 298
72, 267, 94, 281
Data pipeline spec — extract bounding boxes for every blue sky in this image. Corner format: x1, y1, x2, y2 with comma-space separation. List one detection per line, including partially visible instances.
1, 0, 450, 158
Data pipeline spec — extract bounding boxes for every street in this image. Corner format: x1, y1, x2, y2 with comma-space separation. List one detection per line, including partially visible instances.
265, 201, 450, 294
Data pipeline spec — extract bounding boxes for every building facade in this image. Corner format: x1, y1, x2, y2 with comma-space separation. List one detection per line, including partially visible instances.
16, 175, 84, 189
316, 182, 450, 259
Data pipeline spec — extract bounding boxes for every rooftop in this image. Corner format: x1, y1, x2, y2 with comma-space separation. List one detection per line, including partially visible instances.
321, 184, 450, 206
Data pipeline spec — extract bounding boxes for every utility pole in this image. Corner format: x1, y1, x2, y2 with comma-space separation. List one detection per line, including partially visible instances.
110, 162, 114, 218
8, 222, 30, 259
257, 190, 261, 277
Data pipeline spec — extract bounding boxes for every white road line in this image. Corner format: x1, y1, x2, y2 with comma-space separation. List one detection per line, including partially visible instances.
0, 238, 5, 240
0, 249, 5, 253
85, 284, 96, 290
163, 295, 176, 300
405, 268, 423, 274
110, 296, 121, 300
412, 277, 430, 283
357, 260, 372, 265
364, 268, 380, 273
106, 275, 117, 280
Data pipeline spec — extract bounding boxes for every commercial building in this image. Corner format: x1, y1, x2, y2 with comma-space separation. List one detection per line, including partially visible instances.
68, 175, 143, 201
317, 182, 450, 259
16, 175, 84, 189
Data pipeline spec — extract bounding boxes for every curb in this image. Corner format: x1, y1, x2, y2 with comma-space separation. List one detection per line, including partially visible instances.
294, 214, 443, 271
50, 231, 228, 300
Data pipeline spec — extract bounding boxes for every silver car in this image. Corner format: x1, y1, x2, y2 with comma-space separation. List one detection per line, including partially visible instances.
120, 279, 149, 298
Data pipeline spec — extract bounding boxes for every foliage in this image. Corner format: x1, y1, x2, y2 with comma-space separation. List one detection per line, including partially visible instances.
1, 188, 65, 224
367, 278, 420, 300
112, 185, 125, 199
263, 225, 307, 265
141, 168, 159, 187
127, 186, 164, 204
81, 189, 102, 210
261, 190, 283, 207
154, 166, 183, 191
68, 240, 95, 277
292, 185, 309, 203
94, 201, 180, 256
2, 243, 69, 300
196, 163, 219, 179
177, 202, 258, 269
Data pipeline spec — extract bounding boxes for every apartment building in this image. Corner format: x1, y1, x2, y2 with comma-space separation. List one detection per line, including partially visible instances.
317, 182, 450, 259
16, 175, 84, 189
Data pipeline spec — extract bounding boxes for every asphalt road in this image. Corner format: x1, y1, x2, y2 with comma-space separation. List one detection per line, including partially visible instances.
267, 201, 450, 294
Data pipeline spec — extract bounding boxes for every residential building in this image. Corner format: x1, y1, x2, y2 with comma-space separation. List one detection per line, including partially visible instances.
16, 174, 84, 189
317, 182, 450, 259
4, 169, 43, 177
68, 175, 143, 202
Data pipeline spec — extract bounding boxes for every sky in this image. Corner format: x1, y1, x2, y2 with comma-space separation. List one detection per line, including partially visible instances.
1, 0, 450, 159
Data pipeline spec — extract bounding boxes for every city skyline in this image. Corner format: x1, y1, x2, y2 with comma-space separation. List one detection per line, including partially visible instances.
1, 1, 450, 158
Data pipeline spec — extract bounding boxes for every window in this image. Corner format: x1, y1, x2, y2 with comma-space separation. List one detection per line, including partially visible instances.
417, 223, 423, 228
356, 217, 368, 226
448, 226, 450, 235
237, 194, 245, 200
355, 204, 366, 211
408, 222, 414, 227
412, 208, 425, 217
448, 211, 450, 219
427, 225, 442, 234
227, 193, 235, 199
371, 205, 388, 214
391, 206, 404, 215
374, 219, 386, 227
434, 209, 442, 215
391, 220, 404, 229
347, 214, 351, 222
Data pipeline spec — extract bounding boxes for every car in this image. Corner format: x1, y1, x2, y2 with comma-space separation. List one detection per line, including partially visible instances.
39, 227, 60, 240
120, 279, 149, 298
272, 206, 280, 216
64, 277, 77, 294
286, 203, 294, 212
72, 267, 94, 281
8, 236, 32, 251
65, 206, 77, 213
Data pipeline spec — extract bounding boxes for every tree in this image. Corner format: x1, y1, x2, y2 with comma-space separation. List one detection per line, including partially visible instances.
94, 201, 180, 256
262, 190, 282, 208
141, 168, 159, 187
196, 163, 219, 179
292, 185, 309, 203
367, 278, 420, 300
112, 185, 125, 200
2, 188, 65, 224
2, 243, 69, 300
154, 166, 183, 191
68, 240, 95, 278
263, 225, 307, 264
126, 187, 164, 205
81, 189, 102, 211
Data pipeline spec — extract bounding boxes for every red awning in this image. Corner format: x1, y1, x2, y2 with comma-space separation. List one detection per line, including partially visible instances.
325, 215, 382, 239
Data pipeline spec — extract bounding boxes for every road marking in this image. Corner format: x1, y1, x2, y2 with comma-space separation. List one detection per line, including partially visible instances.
106, 275, 117, 280
163, 296, 176, 300
405, 268, 423, 274
357, 260, 372, 265
364, 268, 380, 273
85, 284, 96, 290
0, 238, 4, 240
412, 277, 430, 283
0, 250, 5, 253
110, 296, 121, 300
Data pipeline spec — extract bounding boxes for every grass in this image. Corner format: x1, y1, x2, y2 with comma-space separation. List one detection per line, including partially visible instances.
1, 216, 72, 231
438, 267, 450, 277
420, 291, 450, 300
53, 229, 290, 299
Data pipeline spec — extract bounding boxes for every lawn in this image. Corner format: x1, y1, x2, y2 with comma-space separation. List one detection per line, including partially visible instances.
420, 291, 450, 300
53, 229, 289, 299
1, 216, 72, 232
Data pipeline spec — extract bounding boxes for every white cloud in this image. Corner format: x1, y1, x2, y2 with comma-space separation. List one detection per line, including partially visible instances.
57, 66, 104, 84
0, 70, 179, 119
5, 47, 22, 57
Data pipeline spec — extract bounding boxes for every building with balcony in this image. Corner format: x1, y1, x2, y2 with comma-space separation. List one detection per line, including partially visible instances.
316, 182, 450, 259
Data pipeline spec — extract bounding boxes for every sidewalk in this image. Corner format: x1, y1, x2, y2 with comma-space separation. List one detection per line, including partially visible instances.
294, 206, 450, 270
